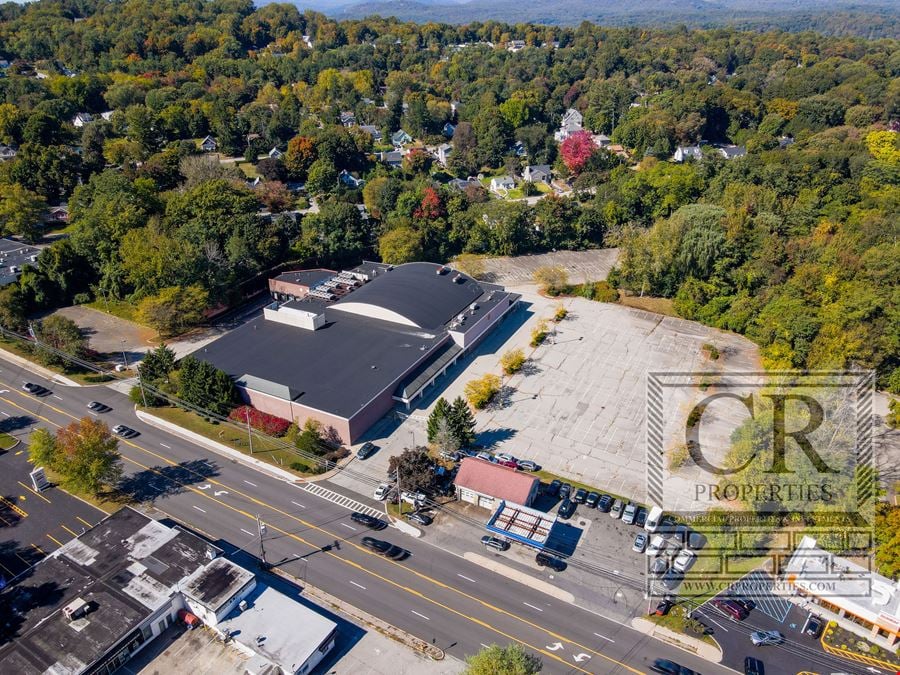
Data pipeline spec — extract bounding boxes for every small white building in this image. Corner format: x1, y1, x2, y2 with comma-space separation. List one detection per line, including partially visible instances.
554, 108, 584, 142
523, 164, 551, 184
72, 112, 94, 127
673, 145, 703, 162
435, 143, 453, 167
490, 175, 515, 193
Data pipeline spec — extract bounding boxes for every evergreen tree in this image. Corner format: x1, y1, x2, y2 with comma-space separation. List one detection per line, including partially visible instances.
449, 396, 476, 448
139, 343, 176, 383
427, 397, 452, 442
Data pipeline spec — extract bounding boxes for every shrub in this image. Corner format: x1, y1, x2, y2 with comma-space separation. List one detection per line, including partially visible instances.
73, 292, 92, 305
464, 373, 501, 410
584, 280, 618, 302
83, 373, 113, 383
702, 343, 720, 360
228, 405, 291, 437
533, 266, 569, 295
530, 319, 549, 347
668, 443, 692, 470
686, 406, 702, 428
500, 348, 526, 375
553, 304, 568, 322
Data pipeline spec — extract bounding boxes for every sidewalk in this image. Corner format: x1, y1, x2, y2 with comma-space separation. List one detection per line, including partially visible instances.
630, 617, 723, 663
0, 346, 81, 387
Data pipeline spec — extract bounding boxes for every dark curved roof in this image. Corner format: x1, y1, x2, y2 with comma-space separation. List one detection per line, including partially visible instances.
332, 262, 485, 329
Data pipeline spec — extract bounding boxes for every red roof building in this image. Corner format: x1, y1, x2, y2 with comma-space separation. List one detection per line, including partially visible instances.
453, 457, 539, 510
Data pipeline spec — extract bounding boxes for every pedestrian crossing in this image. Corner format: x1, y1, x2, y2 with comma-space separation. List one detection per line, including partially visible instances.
299, 481, 385, 520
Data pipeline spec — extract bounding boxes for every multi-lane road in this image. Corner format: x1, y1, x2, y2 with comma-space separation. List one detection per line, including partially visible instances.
0, 355, 759, 674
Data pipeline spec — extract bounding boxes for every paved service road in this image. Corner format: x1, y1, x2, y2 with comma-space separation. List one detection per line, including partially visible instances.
0, 356, 733, 675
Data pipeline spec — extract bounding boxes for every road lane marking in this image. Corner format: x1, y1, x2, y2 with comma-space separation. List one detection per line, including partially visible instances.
340, 523, 357, 531
160, 443, 171, 449
523, 602, 544, 612
593, 633, 615, 642
52, 395, 63, 400
0, 495, 27, 517
349, 581, 366, 590
0, 382, 634, 675
410, 610, 430, 620
240, 528, 254, 536
61, 524, 78, 536
1, 411, 8, 416
18, 481, 51, 504
76, 516, 92, 527
192, 505, 206, 513
244, 480, 257, 487
46, 533, 63, 546
291, 501, 306, 508
457, 574, 477, 583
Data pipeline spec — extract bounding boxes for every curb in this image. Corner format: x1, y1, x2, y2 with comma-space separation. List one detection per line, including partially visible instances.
463, 552, 575, 604
0, 347, 82, 387
630, 617, 723, 663
135, 408, 302, 485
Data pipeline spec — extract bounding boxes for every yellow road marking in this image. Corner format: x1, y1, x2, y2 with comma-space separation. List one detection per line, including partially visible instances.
30, 543, 46, 556
2, 381, 639, 674
15, 450, 23, 456
0, 495, 27, 518
18, 480, 51, 504
46, 533, 63, 546
76, 516, 92, 527
61, 524, 78, 536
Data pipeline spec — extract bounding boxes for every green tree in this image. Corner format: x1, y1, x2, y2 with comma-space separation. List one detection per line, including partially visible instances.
874, 503, 900, 579
138, 285, 209, 337
378, 226, 423, 264
177, 355, 236, 416
499, 98, 530, 129
464, 644, 542, 675
305, 158, 338, 195
0, 285, 28, 332
449, 396, 477, 446
28, 419, 123, 497
32, 315, 87, 367
0, 183, 47, 243
427, 397, 452, 442
298, 202, 367, 265
388, 446, 439, 497
139, 343, 176, 383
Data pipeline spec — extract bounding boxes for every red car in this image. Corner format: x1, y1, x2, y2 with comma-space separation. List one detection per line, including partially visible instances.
711, 597, 748, 620
497, 459, 518, 468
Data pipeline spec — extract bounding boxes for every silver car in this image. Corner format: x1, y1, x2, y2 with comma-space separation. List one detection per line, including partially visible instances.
610, 499, 624, 518
750, 630, 784, 646
622, 502, 637, 525
632, 533, 647, 553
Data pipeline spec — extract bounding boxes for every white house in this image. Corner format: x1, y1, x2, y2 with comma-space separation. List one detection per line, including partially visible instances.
673, 145, 703, 162
506, 40, 526, 52
554, 108, 584, 142
490, 175, 515, 193
72, 112, 94, 127
435, 143, 453, 167
391, 129, 412, 146
523, 164, 551, 184
99, 111, 115, 121
716, 144, 747, 160
268, 146, 283, 159
339, 111, 356, 127
199, 135, 218, 153
592, 133, 611, 148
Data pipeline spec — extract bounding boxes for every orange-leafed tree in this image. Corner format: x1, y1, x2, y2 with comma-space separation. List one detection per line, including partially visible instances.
28, 418, 122, 497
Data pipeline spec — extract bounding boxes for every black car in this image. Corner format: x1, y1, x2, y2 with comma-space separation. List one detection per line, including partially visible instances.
596, 494, 613, 512
650, 659, 696, 675
481, 536, 510, 552
744, 656, 765, 675
635, 507, 647, 527
572, 488, 587, 504
350, 512, 385, 529
653, 598, 675, 616
687, 531, 707, 550
558, 483, 572, 500
386, 544, 408, 560
361, 536, 392, 555
585, 491, 600, 508
22, 382, 48, 396
674, 524, 692, 547
545, 479, 561, 497
535, 552, 566, 571
356, 442, 377, 460
87, 401, 110, 412
661, 569, 684, 591
733, 596, 756, 614
557, 498, 575, 520
111, 424, 139, 438
804, 614, 823, 638
405, 512, 433, 526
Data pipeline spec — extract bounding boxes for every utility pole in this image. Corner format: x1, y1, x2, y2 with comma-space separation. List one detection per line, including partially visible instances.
245, 407, 254, 454
120, 338, 129, 370
256, 515, 268, 570
137, 368, 149, 408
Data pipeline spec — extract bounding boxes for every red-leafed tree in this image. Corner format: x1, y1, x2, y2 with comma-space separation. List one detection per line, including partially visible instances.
560, 130, 597, 175
414, 187, 445, 219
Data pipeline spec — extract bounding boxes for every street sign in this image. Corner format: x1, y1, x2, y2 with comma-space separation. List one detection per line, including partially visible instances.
30, 467, 49, 492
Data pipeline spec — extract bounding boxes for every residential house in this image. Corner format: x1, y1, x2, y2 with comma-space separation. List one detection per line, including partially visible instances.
99, 110, 115, 121
506, 40, 526, 52
716, 144, 747, 160
61, 66, 77, 78
359, 125, 382, 142
0, 60, 9, 69
268, 146, 283, 159
338, 170, 365, 188
778, 135, 795, 149
391, 129, 412, 147
46, 205, 69, 223
0, 144, 17, 161
435, 143, 453, 167
673, 145, 703, 162
301, 35, 314, 48
448, 177, 479, 191
490, 175, 516, 193
450, 100, 461, 116
523, 164, 552, 184
512, 140, 527, 157
339, 111, 357, 127
376, 150, 403, 168
554, 108, 584, 142
442, 122, 456, 138
541, 41, 560, 50
199, 135, 218, 153
592, 133, 611, 148
607, 144, 629, 159
72, 112, 94, 127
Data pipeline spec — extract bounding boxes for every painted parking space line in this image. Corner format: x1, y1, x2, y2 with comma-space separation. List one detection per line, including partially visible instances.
61, 524, 78, 537
76, 516, 93, 527
593, 633, 615, 643
340, 523, 357, 531
46, 533, 63, 546
192, 505, 206, 513
17, 480, 51, 504
457, 574, 477, 583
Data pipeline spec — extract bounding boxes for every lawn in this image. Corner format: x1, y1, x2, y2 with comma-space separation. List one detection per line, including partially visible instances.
617, 292, 677, 316
0, 335, 116, 385
647, 603, 718, 646
42, 468, 122, 514
85, 298, 141, 324
146, 406, 319, 476
237, 161, 259, 179
0, 432, 18, 450
533, 182, 553, 193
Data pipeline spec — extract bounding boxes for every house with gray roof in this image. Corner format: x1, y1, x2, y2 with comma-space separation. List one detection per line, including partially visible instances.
391, 129, 412, 146
673, 145, 703, 162
523, 164, 551, 184
359, 124, 382, 142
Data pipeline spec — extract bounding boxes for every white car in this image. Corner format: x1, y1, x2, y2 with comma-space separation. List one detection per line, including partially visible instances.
475, 451, 494, 462
495, 453, 516, 463
373, 483, 391, 500
672, 549, 696, 573
646, 534, 667, 556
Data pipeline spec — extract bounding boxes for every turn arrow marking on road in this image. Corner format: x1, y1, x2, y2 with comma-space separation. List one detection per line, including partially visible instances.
573, 653, 591, 663
214, 490, 229, 496
546, 642, 564, 651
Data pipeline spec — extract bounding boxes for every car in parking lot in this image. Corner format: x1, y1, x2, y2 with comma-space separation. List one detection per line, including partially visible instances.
111, 424, 139, 438
645, 505, 663, 532
475, 451, 494, 462
803, 614, 823, 638
674, 523, 691, 547
400, 490, 428, 506
622, 502, 637, 524
516, 459, 539, 472
632, 532, 647, 553
545, 480, 561, 497
750, 630, 784, 647
535, 552, 566, 572
743, 656, 765, 675
356, 442, 377, 460
634, 507, 647, 527
711, 597, 749, 620
650, 658, 696, 674
496, 459, 518, 468
672, 549, 696, 572
646, 534, 666, 556
87, 401, 110, 412
405, 512, 433, 526
650, 556, 669, 576
610, 498, 624, 518
661, 569, 684, 591
481, 536, 510, 552
596, 494, 612, 512
495, 453, 515, 463
558, 483, 572, 500
572, 488, 587, 504
585, 491, 600, 508
733, 597, 756, 614
688, 531, 707, 550
350, 512, 385, 529
22, 382, 48, 395
373, 483, 392, 500
652, 597, 674, 616
557, 498, 575, 520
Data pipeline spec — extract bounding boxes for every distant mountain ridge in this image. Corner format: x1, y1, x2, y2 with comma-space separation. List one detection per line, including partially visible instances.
283, 0, 899, 37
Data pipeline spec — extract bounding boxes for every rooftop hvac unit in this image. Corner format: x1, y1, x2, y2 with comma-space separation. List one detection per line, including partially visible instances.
239, 600, 248, 612
63, 598, 89, 622
470, 303, 478, 313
